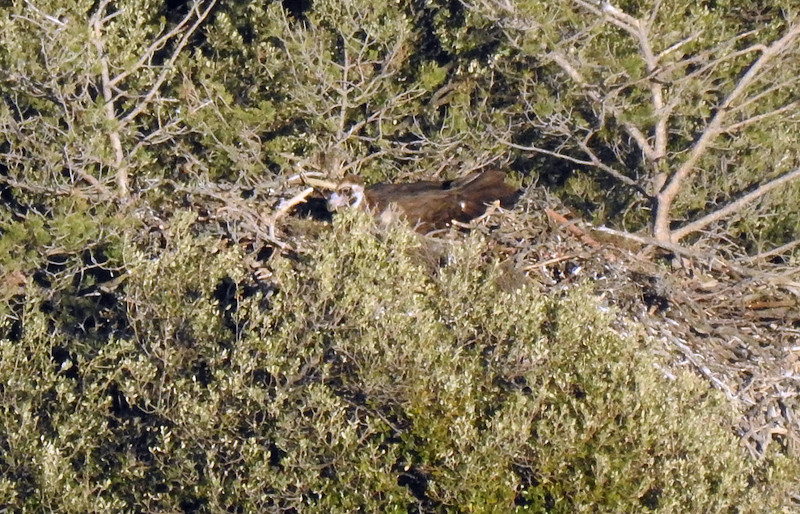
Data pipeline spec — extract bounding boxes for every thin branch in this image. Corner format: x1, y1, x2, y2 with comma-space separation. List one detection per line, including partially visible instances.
545, 208, 601, 248
654, 19, 800, 240
548, 51, 596, 97
594, 226, 758, 278
23, 0, 66, 26
660, 37, 764, 85
672, 166, 800, 241
497, 136, 648, 194
745, 239, 800, 263
273, 187, 315, 219
722, 101, 799, 133
0, 174, 74, 196
498, 137, 596, 167
121, 0, 217, 126
108, 10, 197, 88
573, 138, 649, 194
90, 0, 126, 198
63, 147, 114, 197
728, 77, 798, 115
624, 120, 658, 162
646, 0, 662, 27
656, 32, 700, 61
660, 21, 800, 199
548, 49, 660, 162
572, 0, 637, 35
598, 2, 668, 161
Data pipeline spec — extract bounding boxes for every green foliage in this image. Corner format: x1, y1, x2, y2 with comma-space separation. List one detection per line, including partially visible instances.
0, 212, 794, 511
0, 0, 216, 192
1, 1, 798, 508
0, 216, 50, 271
189, 0, 522, 183
0, 201, 129, 326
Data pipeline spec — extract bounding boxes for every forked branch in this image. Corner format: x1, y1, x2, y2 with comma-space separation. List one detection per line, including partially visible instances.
89, 0, 217, 199
654, 19, 800, 241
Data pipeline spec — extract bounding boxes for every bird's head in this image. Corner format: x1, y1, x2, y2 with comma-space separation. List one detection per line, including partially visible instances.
327, 175, 366, 211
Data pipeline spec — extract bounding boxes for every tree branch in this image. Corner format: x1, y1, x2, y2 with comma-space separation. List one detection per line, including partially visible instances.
722, 101, 799, 133
121, 0, 217, 126
672, 166, 800, 241
88, 0, 217, 199
655, 19, 800, 240
745, 238, 800, 263
497, 136, 649, 195
108, 9, 198, 89
660, 21, 800, 199
90, 0, 126, 198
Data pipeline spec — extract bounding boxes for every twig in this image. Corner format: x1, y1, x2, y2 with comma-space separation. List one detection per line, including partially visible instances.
523, 254, 575, 271
496, 136, 646, 193
89, 0, 126, 198
273, 187, 315, 220
722, 101, 799, 133
121, 0, 217, 126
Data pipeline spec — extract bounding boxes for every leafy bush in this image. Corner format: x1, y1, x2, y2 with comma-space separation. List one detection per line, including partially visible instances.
0, 211, 794, 511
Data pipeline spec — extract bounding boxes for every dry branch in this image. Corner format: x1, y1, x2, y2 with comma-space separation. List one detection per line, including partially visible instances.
89, 0, 125, 198
672, 166, 800, 241
545, 208, 601, 248
745, 239, 800, 263
89, 0, 217, 199
654, 19, 800, 241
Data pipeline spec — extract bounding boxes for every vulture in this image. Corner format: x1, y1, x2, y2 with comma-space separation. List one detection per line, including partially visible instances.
327, 169, 519, 232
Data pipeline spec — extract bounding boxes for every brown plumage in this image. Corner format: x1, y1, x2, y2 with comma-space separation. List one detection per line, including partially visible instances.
327, 169, 519, 232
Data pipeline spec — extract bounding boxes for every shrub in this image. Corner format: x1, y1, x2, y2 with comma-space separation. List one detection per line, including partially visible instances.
0, 211, 794, 511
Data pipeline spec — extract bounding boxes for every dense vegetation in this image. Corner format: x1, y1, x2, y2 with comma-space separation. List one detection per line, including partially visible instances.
1, 0, 798, 511
1, 211, 796, 511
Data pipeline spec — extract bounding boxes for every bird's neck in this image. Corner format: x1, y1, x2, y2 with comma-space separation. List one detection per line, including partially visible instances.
350, 186, 365, 208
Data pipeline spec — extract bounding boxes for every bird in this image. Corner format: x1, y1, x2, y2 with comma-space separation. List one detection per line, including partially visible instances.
327, 169, 520, 232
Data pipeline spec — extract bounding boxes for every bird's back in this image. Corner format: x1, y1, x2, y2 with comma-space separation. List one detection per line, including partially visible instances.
365, 170, 519, 231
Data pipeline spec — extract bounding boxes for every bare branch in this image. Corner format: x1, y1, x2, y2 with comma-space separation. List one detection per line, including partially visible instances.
594, 226, 760, 277
727, 77, 798, 115
596, 2, 668, 161
0, 174, 74, 197
722, 101, 799, 133
672, 166, 800, 241
547, 50, 662, 163
108, 8, 198, 88
89, 0, 125, 198
668, 22, 800, 188
656, 32, 700, 61
550, 0, 675, 167
624, 121, 658, 162
548, 51, 596, 97
273, 187, 315, 220
63, 146, 114, 198
121, 0, 217, 125
655, 19, 800, 240
87, 0, 217, 198
497, 135, 648, 194
745, 238, 800, 263
646, 0, 662, 27
600, 2, 641, 31
23, 0, 66, 26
